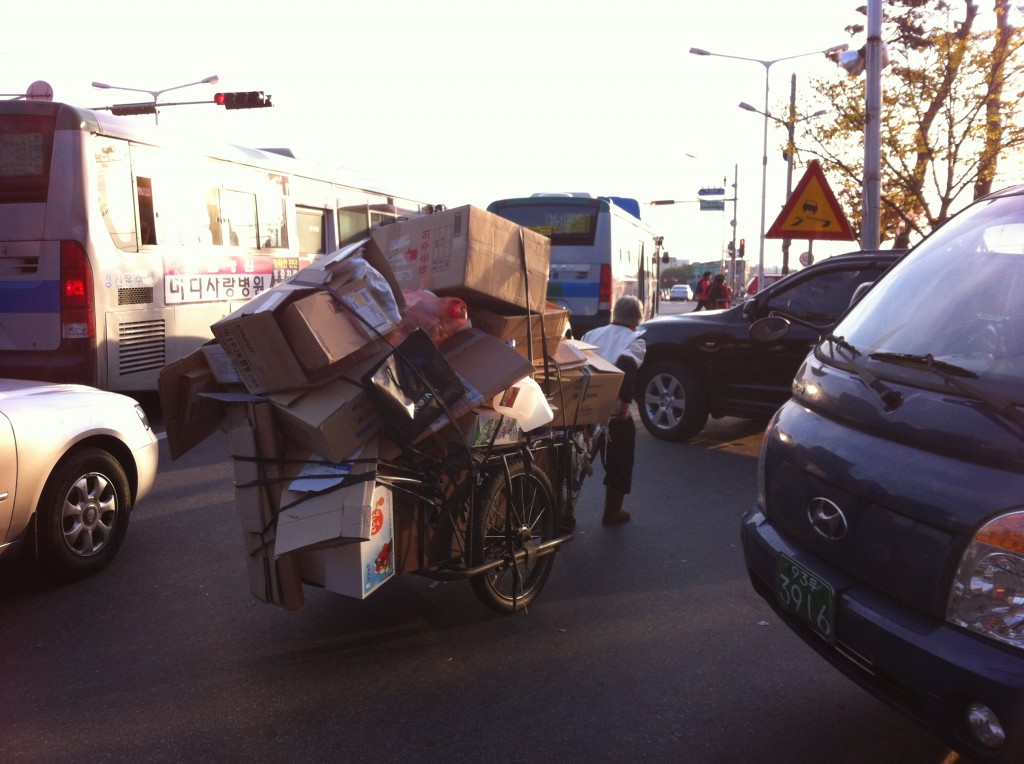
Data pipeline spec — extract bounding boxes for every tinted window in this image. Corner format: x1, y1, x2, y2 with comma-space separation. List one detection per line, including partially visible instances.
765, 265, 883, 324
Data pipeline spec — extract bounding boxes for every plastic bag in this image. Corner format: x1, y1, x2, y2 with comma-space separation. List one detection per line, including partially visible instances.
362, 328, 466, 442
385, 290, 470, 346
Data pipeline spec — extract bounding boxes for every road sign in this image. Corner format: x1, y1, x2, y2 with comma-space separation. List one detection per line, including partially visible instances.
698, 187, 726, 196
799, 251, 814, 267
699, 199, 726, 211
766, 160, 855, 241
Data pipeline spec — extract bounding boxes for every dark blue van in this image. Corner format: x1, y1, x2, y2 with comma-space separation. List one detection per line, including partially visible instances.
742, 186, 1024, 762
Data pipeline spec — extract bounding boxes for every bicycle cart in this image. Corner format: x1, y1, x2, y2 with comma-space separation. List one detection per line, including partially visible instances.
375, 423, 595, 613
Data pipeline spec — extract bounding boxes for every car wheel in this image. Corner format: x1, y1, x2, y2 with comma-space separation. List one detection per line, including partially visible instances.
638, 361, 709, 441
37, 446, 133, 581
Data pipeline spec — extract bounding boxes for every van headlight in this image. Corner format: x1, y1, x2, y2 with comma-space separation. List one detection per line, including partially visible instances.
948, 511, 1024, 650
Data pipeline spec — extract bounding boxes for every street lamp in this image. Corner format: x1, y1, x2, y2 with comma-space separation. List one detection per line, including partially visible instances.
689, 44, 847, 290
740, 76, 826, 274
92, 74, 219, 124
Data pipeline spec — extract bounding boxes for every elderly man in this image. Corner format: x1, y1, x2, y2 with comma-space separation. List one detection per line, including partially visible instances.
581, 295, 646, 525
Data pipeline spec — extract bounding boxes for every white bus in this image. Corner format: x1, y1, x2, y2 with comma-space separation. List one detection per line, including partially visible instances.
0, 99, 431, 392
486, 194, 664, 337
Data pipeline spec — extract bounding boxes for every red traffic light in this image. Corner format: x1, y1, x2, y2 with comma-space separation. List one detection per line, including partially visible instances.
738, 238, 746, 258
214, 91, 273, 110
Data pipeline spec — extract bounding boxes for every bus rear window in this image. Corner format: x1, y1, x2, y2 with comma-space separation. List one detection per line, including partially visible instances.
492, 203, 598, 245
0, 114, 56, 204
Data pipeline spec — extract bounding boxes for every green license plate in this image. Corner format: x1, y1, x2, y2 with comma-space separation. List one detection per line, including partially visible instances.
777, 554, 835, 643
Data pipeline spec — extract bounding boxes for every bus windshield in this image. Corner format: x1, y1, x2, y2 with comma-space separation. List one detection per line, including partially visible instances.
490, 201, 598, 246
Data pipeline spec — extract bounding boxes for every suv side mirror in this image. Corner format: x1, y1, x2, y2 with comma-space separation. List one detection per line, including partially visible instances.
750, 315, 792, 342
850, 281, 873, 306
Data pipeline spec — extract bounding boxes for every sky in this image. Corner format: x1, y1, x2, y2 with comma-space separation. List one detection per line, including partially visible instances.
4, 0, 1016, 272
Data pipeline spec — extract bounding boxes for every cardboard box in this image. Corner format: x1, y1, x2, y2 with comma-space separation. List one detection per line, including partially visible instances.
274, 439, 381, 556
537, 342, 624, 426
369, 205, 550, 313
470, 302, 569, 363
157, 344, 226, 460
210, 284, 312, 394
295, 484, 395, 599
280, 290, 369, 375
269, 351, 387, 463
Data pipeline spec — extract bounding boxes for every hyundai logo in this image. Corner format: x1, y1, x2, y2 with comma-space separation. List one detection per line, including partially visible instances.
807, 498, 849, 541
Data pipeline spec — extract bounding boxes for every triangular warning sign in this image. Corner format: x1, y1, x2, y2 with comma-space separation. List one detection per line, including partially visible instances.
765, 160, 855, 241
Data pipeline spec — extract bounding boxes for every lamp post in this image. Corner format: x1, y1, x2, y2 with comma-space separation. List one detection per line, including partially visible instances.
739, 75, 826, 274
689, 45, 847, 291
92, 74, 219, 124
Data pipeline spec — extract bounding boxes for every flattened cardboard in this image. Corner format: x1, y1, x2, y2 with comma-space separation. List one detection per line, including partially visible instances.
369, 205, 550, 313
157, 344, 226, 460
274, 439, 381, 556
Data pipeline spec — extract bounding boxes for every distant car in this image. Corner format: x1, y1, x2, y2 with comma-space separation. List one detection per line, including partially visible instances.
0, 380, 159, 580
669, 284, 693, 301
636, 251, 902, 441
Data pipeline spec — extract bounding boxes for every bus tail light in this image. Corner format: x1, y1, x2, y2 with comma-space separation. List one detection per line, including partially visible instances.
60, 240, 95, 339
598, 264, 612, 311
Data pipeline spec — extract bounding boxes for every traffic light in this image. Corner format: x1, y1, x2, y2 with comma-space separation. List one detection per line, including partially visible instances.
738, 238, 746, 258
111, 103, 157, 116
727, 241, 735, 256
215, 91, 273, 110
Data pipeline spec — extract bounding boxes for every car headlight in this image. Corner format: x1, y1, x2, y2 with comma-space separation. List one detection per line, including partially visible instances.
134, 403, 152, 432
948, 510, 1024, 650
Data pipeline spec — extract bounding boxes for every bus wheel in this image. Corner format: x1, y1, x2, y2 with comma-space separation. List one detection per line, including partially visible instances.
638, 360, 709, 441
36, 447, 132, 581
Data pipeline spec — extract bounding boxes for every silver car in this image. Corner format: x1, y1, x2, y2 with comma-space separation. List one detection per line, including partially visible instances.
0, 380, 159, 580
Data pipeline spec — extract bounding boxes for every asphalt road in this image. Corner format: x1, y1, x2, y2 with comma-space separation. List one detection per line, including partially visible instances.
2, 403, 966, 763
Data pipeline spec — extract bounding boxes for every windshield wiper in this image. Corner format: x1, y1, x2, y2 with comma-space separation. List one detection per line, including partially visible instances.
868, 351, 978, 378
824, 336, 903, 411
869, 351, 1024, 431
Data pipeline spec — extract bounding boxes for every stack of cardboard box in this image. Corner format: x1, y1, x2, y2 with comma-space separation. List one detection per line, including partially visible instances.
158, 205, 623, 610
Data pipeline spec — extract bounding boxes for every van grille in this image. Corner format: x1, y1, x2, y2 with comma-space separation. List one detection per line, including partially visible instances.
118, 286, 154, 306
118, 319, 166, 375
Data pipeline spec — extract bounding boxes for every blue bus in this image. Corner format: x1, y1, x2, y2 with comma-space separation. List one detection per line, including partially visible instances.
487, 194, 665, 337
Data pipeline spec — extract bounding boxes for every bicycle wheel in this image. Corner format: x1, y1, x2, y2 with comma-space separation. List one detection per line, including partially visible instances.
469, 458, 557, 613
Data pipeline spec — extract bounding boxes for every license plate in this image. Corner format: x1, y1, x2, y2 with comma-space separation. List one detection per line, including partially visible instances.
777, 554, 835, 643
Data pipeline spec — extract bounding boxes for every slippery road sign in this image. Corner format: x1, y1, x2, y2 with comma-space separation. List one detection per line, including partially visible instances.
766, 160, 855, 241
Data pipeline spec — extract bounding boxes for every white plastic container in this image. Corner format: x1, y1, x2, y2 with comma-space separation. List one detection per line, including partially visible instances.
492, 376, 553, 432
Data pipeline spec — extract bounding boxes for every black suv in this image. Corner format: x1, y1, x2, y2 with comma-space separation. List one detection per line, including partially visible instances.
636, 251, 902, 441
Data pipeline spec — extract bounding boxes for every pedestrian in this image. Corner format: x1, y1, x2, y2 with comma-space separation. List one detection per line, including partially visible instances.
581, 295, 646, 525
694, 271, 712, 311
708, 273, 732, 309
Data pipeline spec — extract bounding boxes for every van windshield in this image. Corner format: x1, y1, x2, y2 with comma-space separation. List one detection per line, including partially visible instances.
838, 192, 1024, 391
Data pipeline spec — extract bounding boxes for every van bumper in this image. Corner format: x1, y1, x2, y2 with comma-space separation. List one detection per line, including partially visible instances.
741, 506, 1024, 762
